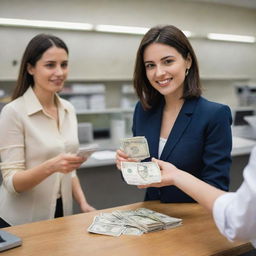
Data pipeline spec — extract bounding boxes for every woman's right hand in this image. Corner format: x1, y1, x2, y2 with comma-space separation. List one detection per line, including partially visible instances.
115, 149, 138, 170
12, 153, 86, 193
137, 158, 179, 189
46, 153, 86, 174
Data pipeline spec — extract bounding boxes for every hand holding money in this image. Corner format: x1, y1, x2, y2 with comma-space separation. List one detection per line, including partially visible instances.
77, 143, 99, 158
116, 149, 137, 170
120, 161, 161, 185
116, 136, 150, 170
120, 136, 150, 161
137, 158, 181, 189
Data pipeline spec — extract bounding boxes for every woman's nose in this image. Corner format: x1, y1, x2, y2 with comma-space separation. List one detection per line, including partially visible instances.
155, 65, 166, 77
55, 66, 64, 76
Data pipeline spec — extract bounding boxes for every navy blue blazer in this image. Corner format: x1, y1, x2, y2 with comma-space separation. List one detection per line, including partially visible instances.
132, 97, 232, 203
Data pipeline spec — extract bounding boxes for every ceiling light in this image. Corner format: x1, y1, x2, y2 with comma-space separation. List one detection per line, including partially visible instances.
0, 18, 93, 31
95, 25, 192, 38
182, 30, 192, 38
207, 33, 255, 43
95, 24, 149, 35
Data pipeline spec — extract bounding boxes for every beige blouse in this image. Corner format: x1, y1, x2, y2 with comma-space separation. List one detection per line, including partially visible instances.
0, 87, 78, 225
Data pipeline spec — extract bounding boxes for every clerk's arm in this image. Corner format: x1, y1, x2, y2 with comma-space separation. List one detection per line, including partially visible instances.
138, 158, 226, 212
140, 157, 256, 244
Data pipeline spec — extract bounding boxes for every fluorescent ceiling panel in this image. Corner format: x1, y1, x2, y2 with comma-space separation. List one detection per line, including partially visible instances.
0, 18, 93, 31
95, 24, 149, 35
207, 33, 255, 43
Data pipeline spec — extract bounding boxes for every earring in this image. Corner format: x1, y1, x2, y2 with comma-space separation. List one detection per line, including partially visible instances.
185, 69, 189, 76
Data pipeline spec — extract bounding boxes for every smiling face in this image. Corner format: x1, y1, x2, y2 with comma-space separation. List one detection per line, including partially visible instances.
27, 46, 68, 95
143, 43, 191, 99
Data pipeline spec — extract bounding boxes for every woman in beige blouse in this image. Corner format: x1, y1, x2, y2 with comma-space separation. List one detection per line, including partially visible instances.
0, 34, 95, 227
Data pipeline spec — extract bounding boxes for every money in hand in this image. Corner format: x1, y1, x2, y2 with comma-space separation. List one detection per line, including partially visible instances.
121, 136, 150, 160
121, 161, 161, 185
77, 143, 99, 158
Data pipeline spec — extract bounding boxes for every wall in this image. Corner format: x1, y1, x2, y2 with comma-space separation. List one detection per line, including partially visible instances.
0, 0, 256, 82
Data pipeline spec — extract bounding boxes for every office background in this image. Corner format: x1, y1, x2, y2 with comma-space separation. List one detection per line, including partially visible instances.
1, 0, 256, 99
0, 0, 256, 212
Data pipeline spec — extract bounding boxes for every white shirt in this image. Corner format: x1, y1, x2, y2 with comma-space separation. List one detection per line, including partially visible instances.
158, 137, 167, 158
0, 87, 78, 225
213, 146, 256, 247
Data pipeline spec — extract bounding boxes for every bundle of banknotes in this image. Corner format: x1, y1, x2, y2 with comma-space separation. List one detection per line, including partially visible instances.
87, 208, 182, 236
120, 136, 161, 185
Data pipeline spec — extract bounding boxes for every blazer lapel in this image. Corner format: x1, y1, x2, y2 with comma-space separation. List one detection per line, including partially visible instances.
145, 102, 164, 158
160, 98, 198, 160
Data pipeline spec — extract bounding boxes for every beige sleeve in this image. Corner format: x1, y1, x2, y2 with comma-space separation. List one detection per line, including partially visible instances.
0, 104, 25, 194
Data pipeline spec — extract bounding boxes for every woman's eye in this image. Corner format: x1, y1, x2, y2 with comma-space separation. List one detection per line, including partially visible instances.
61, 62, 68, 68
145, 63, 155, 69
45, 63, 55, 68
164, 59, 174, 65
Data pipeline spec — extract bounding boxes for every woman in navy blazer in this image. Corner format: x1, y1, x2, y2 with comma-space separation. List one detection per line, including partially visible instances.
116, 25, 232, 203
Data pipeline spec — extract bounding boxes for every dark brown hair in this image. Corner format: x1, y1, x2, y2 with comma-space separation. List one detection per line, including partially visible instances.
133, 25, 202, 110
12, 34, 69, 100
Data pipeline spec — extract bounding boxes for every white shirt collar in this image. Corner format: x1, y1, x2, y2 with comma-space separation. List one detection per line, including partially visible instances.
22, 87, 68, 116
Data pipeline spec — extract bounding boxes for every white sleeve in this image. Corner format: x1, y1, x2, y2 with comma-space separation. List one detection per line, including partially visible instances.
213, 147, 256, 247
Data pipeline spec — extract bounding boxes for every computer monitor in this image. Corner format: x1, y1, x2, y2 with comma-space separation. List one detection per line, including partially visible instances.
233, 108, 255, 126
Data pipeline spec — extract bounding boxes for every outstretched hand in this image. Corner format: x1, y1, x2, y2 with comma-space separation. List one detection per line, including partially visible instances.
47, 153, 87, 174
138, 158, 180, 189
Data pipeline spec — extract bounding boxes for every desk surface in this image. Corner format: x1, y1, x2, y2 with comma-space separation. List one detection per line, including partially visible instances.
232, 136, 256, 156
2, 202, 253, 256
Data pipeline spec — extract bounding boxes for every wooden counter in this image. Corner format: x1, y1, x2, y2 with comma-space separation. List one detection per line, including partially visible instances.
2, 201, 253, 256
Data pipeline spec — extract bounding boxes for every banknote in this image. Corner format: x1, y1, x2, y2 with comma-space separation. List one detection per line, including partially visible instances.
121, 136, 150, 160
93, 215, 124, 225
135, 208, 182, 229
76, 143, 99, 158
122, 226, 144, 236
87, 222, 125, 236
121, 161, 161, 185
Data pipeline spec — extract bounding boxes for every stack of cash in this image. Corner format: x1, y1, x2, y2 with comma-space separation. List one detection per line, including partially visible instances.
134, 208, 182, 230
87, 208, 182, 237
120, 161, 161, 185
112, 210, 164, 232
121, 136, 150, 160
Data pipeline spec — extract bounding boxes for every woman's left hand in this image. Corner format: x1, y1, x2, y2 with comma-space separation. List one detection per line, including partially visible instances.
80, 202, 96, 213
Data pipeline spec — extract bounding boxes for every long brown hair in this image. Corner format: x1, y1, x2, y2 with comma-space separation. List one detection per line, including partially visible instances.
12, 34, 69, 100
133, 25, 201, 110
